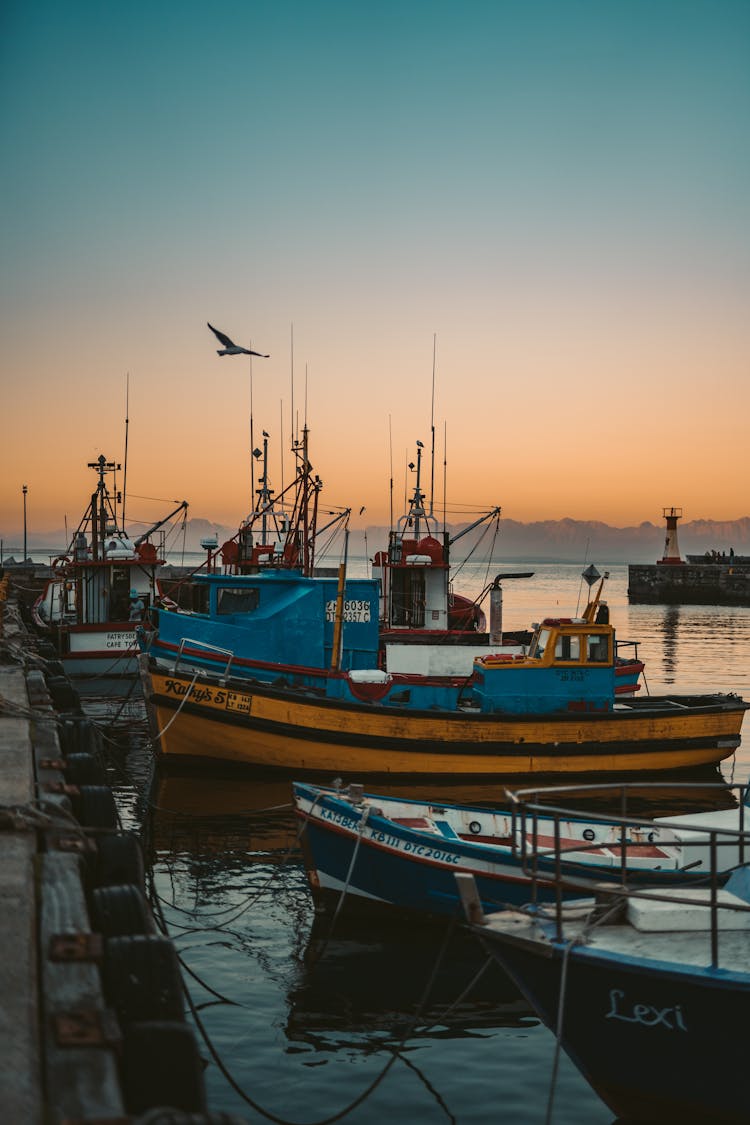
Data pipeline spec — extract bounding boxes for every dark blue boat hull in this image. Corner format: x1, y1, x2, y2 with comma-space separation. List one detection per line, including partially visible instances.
482, 929, 750, 1124
299, 814, 547, 918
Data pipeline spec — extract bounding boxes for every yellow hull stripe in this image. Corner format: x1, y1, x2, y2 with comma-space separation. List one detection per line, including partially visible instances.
148, 671, 744, 776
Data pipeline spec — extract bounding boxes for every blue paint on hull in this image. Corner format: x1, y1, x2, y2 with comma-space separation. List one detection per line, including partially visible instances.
487, 933, 750, 1124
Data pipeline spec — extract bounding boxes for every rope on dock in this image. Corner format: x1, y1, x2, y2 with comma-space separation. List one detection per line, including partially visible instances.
0, 802, 56, 831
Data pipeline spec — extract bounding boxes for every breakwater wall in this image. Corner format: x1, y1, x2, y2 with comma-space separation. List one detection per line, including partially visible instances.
627, 563, 750, 606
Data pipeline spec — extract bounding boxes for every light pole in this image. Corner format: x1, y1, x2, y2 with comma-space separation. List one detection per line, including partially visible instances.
22, 484, 28, 564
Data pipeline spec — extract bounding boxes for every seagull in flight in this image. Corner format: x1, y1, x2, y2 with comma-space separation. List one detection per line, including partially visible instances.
208, 323, 269, 358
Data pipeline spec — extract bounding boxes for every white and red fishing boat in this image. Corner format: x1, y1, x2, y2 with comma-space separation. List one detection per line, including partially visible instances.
372, 440, 643, 693
33, 454, 187, 686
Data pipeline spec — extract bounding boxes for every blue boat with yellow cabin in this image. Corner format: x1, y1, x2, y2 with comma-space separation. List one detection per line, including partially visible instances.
140, 565, 747, 778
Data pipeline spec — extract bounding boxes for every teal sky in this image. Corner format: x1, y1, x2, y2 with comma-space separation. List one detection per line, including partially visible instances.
2, 1, 749, 530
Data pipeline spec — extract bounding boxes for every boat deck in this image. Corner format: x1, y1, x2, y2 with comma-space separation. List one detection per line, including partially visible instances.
481, 901, 750, 974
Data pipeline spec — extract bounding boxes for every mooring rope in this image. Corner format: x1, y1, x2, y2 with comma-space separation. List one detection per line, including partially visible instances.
150, 668, 200, 742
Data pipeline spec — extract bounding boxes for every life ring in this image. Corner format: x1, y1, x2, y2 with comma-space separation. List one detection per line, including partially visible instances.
52, 555, 71, 574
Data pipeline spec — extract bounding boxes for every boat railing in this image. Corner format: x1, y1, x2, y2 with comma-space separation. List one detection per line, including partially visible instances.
505, 780, 750, 966
173, 637, 235, 679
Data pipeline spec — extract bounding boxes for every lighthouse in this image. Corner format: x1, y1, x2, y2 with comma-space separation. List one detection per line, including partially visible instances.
657, 506, 685, 565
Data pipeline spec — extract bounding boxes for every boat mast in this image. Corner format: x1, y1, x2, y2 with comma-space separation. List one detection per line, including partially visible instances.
413, 442, 425, 541
290, 322, 295, 445
302, 424, 310, 572
443, 421, 447, 532
388, 415, 394, 532
87, 455, 118, 561
429, 333, 436, 521
330, 528, 349, 670
122, 373, 130, 531
255, 432, 272, 544
249, 350, 255, 517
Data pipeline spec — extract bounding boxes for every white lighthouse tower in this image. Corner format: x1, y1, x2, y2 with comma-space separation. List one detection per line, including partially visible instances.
657, 506, 685, 566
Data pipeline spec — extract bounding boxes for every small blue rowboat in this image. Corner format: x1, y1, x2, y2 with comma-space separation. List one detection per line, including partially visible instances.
293, 781, 745, 920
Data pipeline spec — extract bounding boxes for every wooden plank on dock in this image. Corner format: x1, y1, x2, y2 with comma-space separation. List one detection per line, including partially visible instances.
40, 851, 125, 1119
0, 667, 41, 1123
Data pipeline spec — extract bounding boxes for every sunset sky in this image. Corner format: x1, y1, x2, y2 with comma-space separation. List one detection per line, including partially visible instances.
2, 1, 748, 541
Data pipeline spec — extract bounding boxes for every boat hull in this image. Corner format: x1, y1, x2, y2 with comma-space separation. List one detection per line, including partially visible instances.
481, 926, 750, 1124
294, 785, 695, 919
145, 663, 746, 778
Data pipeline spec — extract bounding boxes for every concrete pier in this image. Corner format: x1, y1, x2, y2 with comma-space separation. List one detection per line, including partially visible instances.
0, 577, 250, 1123
0, 665, 42, 1122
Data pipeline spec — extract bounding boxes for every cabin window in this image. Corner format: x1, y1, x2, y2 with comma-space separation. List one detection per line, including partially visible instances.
531, 627, 552, 658
554, 635, 580, 661
190, 584, 210, 614
390, 568, 426, 628
586, 635, 609, 662
216, 587, 260, 615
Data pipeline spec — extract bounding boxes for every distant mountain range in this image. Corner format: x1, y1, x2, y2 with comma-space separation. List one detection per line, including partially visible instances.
4, 514, 750, 565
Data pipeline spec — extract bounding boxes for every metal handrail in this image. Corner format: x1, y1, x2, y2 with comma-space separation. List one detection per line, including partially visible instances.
173, 637, 235, 678
506, 780, 750, 968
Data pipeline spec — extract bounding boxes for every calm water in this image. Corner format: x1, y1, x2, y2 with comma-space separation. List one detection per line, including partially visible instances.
87, 563, 750, 1124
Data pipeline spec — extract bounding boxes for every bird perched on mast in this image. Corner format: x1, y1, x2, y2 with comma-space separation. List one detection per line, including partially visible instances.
207, 323, 270, 358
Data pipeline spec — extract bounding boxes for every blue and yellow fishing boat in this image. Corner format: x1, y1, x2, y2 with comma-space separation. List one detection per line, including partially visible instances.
140, 564, 747, 777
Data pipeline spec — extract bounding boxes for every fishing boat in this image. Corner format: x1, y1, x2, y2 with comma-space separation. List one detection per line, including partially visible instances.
456, 781, 750, 1125
371, 440, 643, 691
171, 426, 352, 590
162, 428, 644, 692
294, 779, 747, 919
140, 557, 747, 776
32, 454, 187, 684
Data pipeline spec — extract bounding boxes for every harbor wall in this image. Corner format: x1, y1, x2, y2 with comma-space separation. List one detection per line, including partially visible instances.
628, 563, 750, 605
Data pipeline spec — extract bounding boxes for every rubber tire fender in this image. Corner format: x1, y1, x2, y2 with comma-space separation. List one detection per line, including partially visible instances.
94, 832, 145, 891
64, 752, 107, 786
73, 785, 118, 829
90, 883, 152, 936
122, 1020, 207, 1114
103, 934, 184, 1023
46, 675, 81, 714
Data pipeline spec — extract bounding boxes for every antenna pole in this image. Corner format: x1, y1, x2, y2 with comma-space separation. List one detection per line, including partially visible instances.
575, 537, 592, 615
290, 322, 295, 443
122, 373, 130, 529
429, 333, 436, 517
443, 421, 447, 531
388, 415, 394, 531
280, 398, 284, 495
249, 352, 255, 514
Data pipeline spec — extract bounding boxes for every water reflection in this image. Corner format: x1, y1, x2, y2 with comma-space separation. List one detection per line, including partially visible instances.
142, 776, 601, 1124
659, 605, 681, 683
75, 571, 750, 1125
289, 912, 534, 1046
